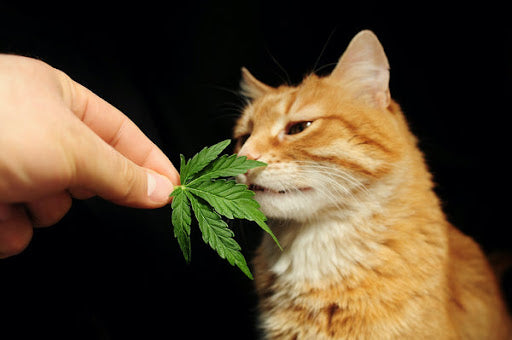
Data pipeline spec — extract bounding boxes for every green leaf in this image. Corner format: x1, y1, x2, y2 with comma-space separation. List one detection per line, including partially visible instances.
171, 187, 192, 262
169, 140, 281, 279
186, 191, 253, 279
189, 154, 266, 185
187, 179, 255, 219
187, 179, 282, 250
179, 154, 187, 176
180, 140, 231, 184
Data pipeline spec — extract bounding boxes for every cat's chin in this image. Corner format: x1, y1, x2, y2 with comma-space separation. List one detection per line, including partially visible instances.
251, 185, 323, 221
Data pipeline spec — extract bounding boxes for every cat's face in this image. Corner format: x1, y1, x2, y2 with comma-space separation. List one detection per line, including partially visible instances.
234, 31, 409, 221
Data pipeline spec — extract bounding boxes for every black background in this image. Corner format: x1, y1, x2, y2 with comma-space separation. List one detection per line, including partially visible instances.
0, 1, 510, 339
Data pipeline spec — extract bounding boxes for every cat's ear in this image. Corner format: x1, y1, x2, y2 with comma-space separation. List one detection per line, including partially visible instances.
240, 67, 273, 100
330, 30, 390, 109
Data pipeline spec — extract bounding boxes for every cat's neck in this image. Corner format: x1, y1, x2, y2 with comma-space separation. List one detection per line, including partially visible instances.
260, 203, 387, 286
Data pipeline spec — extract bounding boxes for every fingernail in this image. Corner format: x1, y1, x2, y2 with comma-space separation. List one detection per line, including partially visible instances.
147, 172, 174, 203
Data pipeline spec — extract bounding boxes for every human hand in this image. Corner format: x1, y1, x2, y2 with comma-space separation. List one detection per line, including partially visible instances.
0, 54, 180, 258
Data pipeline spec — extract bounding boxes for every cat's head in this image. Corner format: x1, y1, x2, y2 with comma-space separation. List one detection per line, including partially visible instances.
234, 30, 414, 221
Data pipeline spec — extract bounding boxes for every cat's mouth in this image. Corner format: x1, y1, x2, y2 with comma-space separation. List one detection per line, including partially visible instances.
248, 184, 312, 194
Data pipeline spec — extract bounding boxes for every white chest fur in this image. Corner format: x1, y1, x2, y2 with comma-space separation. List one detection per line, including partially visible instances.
261, 214, 385, 286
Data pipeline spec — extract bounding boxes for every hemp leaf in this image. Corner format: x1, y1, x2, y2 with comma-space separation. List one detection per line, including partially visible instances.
170, 140, 281, 279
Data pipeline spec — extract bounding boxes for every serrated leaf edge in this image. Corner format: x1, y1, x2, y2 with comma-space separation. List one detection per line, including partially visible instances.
185, 190, 254, 279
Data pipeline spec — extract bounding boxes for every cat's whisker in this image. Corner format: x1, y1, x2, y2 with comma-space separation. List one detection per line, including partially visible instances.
312, 27, 337, 75
320, 178, 363, 210
308, 169, 368, 209
308, 167, 366, 192
206, 84, 247, 99
285, 170, 361, 211
265, 46, 292, 86
284, 168, 354, 198
315, 183, 348, 212
290, 160, 371, 196
313, 62, 339, 75
218, 103, 246, 115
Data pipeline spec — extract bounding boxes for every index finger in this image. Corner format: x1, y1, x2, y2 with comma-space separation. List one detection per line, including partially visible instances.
56, 70, 179, 184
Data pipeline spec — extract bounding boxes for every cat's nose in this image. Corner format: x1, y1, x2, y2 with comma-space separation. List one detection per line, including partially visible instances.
238, 144, 261, 161
244, 152, 261, 161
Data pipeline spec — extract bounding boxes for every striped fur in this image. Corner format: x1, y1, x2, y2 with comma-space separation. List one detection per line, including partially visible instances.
234, 30, 511, 339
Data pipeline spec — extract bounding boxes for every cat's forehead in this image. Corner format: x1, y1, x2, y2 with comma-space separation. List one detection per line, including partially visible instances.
236, 75, 356, 138
250, 82, 327, 121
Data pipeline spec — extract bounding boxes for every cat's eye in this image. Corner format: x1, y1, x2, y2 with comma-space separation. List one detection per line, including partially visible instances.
286, 121, 313, 135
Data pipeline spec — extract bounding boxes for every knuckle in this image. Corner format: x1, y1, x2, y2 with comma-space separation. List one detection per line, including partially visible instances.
51, 65, 76, 105
107, 119, 128, 149
117, 160, 142, 204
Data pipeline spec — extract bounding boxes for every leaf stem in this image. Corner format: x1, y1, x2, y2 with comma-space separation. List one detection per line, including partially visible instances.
170, 184, 186, 198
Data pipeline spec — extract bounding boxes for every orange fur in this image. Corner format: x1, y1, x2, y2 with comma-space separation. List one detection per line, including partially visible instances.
234, 30, 511, 339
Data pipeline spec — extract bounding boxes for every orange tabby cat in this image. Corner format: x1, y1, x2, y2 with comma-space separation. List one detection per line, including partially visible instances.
234, 30, 511, 339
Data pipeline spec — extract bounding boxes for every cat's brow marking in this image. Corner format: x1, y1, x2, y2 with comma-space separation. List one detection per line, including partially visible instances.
283, 90, 298, 115
319, 115, 393, 155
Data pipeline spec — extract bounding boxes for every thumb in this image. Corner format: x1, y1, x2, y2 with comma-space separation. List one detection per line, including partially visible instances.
71, 125, 175, 208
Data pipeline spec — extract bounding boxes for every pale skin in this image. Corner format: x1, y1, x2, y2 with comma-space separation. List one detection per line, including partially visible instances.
0, 54, 180, 258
